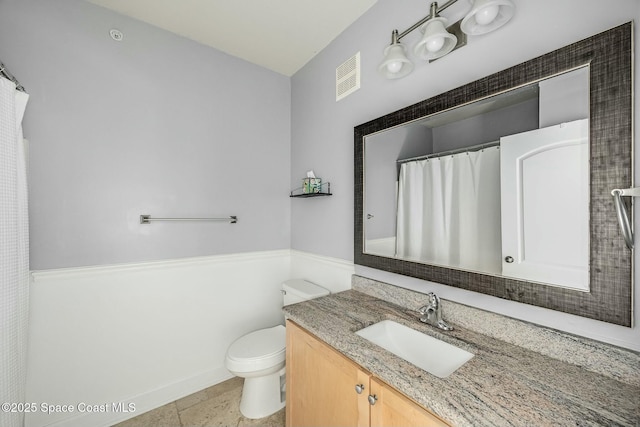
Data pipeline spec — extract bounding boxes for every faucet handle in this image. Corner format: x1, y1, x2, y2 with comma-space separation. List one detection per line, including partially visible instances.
418, 292, 454, 331
427, 292, 440, 307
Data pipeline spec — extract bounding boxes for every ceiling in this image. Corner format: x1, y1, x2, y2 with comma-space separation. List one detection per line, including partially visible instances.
84, 0, 378, 76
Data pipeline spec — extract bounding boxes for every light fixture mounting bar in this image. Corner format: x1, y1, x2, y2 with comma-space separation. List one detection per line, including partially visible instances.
397, 0, 460, 41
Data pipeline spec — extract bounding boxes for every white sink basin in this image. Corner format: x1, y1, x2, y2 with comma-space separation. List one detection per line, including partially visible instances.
355, 320, 473, 378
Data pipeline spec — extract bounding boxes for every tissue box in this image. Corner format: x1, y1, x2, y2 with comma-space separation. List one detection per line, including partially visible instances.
303, 177, 322, 194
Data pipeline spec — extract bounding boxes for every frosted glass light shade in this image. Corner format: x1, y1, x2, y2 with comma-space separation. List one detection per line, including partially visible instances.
414, 17, 457, 61
461, 0, 515, 35
378, 43, 414, 79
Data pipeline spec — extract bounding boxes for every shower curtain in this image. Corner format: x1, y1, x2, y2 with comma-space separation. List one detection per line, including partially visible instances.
396, 146, 501, 274
0, 77, 29, 427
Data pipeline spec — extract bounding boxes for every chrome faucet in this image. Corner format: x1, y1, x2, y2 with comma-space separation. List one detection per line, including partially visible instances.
417, 292, 453, 331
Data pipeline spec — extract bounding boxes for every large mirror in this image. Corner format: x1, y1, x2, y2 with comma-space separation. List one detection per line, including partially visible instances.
354, 23, 633, 326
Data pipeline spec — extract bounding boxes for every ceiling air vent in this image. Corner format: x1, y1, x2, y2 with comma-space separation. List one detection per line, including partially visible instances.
336, 52, 360, 101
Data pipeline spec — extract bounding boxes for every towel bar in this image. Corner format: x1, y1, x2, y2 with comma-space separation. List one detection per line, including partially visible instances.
611, 188, 639, 250
140, 215, 237, 224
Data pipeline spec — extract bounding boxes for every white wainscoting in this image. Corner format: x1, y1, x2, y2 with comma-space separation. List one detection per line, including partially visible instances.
25, 250, 353, 427
289, 250, 355, 294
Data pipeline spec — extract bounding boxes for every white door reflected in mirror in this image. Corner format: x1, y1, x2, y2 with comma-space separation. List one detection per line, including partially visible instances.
500, 119, 589, 291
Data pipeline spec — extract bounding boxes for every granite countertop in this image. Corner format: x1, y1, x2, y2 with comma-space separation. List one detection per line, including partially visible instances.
283, 288, 640, 426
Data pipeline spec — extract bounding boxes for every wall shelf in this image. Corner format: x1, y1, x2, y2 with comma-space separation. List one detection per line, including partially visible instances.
290, 192, 332, 198
290, 182, 332, 198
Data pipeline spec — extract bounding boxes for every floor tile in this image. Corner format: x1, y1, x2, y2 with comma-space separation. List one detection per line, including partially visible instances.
238, 408, 285, 427
175, 388, 209, 413
178, 385, 243, 427
111, 376, 285, 427
204, 376, 244, 400
113, 402, 180, 427
176, 377, 243, 412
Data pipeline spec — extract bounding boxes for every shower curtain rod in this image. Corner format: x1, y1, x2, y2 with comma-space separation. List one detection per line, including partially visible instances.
0, 61, 25, 92
397, 140, 499, 164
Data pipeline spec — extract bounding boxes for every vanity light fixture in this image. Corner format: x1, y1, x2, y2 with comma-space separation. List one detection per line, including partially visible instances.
413, 3, 458, 61
378, 30, 414, 79
460, 0, 515, 35
378, 0, 515, 79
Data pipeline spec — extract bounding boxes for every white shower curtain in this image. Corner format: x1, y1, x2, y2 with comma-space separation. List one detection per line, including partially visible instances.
396, 146, 501, 274
0, 77, 29, 427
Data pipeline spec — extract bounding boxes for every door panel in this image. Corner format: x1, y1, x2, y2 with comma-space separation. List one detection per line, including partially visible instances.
500, 119, 589, 290
286, 321, 369, 427
369, 378, 449, 427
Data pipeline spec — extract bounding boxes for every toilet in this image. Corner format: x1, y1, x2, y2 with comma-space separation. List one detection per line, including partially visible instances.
225, 279, 330, 419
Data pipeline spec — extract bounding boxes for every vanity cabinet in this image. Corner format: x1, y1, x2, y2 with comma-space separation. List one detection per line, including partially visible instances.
368, 377, 448, 427
285, 320, 449, 427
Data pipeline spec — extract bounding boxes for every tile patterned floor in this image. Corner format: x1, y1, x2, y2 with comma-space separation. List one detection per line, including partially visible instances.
113, 377, 285, 427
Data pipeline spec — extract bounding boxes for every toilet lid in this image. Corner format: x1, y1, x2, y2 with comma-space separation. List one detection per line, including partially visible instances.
227, 325, 286, 362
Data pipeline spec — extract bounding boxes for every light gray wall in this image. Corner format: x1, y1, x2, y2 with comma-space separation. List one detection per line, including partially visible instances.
291, 0, 640, 349
0, 0, 291, 269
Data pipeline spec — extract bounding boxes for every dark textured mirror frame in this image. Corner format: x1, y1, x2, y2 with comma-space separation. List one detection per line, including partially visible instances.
354, 22, 633, 326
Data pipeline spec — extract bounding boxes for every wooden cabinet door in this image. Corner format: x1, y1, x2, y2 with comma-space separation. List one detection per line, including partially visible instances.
286, 321, 370, 427
369, 378, 449, 427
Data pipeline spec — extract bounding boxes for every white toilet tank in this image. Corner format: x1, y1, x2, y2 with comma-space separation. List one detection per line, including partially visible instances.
282, 279, 330, 306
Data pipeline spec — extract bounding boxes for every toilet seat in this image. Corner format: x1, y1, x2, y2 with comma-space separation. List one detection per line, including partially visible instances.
225, 325, 286, 373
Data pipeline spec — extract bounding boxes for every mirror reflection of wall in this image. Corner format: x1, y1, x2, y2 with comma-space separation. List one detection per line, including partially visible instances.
363, 66, 589, 290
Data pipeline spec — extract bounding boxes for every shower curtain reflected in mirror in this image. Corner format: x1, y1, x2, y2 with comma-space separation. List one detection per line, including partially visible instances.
396, 146, 501, 275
